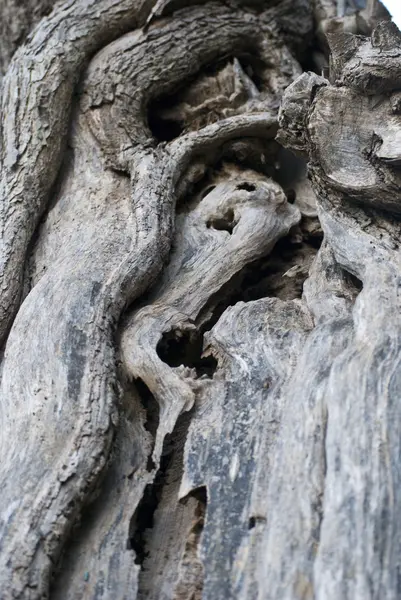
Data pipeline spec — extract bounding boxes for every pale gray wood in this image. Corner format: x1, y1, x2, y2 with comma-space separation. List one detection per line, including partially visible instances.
0, 0, 57, 75
0, 1, 400, 599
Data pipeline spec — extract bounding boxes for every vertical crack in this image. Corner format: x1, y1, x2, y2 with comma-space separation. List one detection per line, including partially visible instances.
128, 461, 166, 564
128, 408, 207, 600
134, 378, 160, 472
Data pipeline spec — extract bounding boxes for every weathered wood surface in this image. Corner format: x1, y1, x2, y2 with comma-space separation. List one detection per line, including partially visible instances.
0, 0, 401, 598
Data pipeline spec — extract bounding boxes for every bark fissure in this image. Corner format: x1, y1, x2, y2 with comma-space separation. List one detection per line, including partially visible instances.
131, 409, 206, 600
134, 378, 161, 473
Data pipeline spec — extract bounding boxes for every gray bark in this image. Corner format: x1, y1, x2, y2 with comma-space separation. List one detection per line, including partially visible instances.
0, 0, 400, 599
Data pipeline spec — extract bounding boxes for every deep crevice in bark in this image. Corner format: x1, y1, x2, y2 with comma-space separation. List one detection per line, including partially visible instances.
129, 409, 192, 560
196, 218, 323, 333
157, 329, 218, 377
154, 213, 319, 379
341, 268, 363, 297
129, 473, 165, 565
148, 109, 184, 143
148, 51, 268, 141
134, 378, 161, 472
129, 407, 206, 600
248, 515, 267, 530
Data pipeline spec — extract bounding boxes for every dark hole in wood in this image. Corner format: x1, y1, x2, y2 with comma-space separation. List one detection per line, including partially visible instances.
201, 53, 265, 91
147, 47, 267, 142
129, 476, 163, 564
274, 147, 308, 191
186, 485, 207, 505
157, 329, 200, 368
147, 112, 184, 142
196, 222, 323, 331
237, 182, 256, 192
307, 228, 323, 249
248, 515, 266, 530
235, 52, 266, 91
218, 139, 279, 178
197, 354, 218, 377
347, 271, 363, 292
286, 189, 296, 204
206, 208, 236, 234
341, 267, 363, 297
299, 40, 326, 75
156, 329, 218, 378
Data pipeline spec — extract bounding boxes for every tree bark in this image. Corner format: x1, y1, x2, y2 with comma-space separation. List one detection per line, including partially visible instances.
0, 0, 400, 599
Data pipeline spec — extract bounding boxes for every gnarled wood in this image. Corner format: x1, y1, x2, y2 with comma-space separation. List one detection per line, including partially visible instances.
1, 1, 401, 599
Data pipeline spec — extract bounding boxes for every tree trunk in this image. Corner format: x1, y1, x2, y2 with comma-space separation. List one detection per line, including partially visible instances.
0, 0, 400, 598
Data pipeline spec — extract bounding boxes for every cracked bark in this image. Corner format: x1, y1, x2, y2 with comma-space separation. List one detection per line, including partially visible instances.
0, 0, 400, 599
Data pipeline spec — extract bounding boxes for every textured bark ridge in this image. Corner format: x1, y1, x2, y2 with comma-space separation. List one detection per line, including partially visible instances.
0, 0, 400, 599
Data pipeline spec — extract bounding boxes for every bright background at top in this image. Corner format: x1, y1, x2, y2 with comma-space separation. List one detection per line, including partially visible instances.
381, 0, 401, 28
